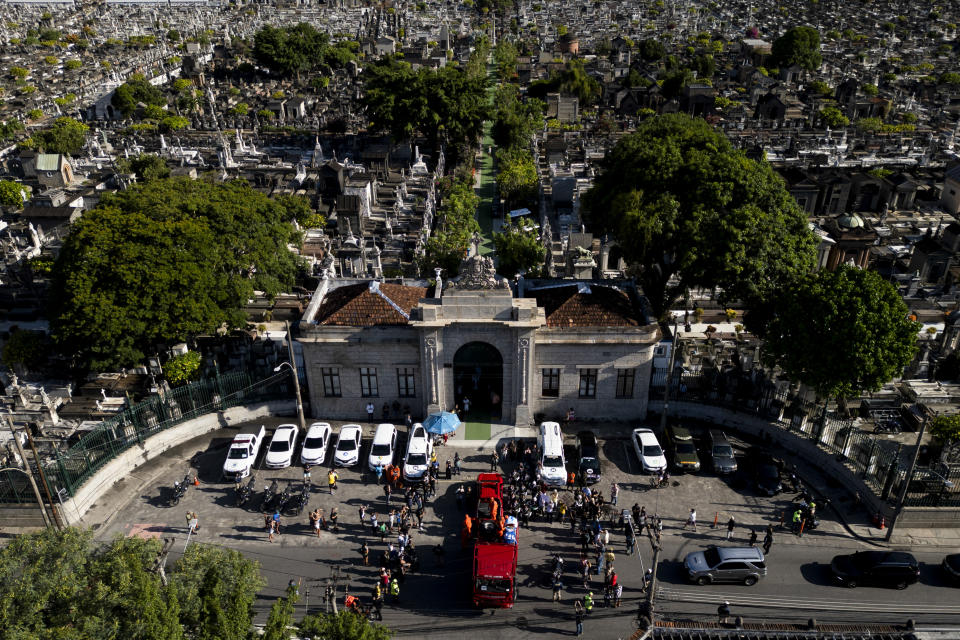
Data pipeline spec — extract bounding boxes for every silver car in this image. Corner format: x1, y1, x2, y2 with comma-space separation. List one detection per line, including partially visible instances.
684, 546, 766, 586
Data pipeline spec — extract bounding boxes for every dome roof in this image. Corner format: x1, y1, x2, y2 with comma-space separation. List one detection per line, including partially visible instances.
837, 213, 865, 230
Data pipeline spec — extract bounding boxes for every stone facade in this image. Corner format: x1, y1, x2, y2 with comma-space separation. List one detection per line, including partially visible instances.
297, 266, 659, 426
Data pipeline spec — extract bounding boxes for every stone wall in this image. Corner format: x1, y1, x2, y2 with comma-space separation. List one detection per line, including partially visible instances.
299, 325, 422, 421
57, 400, 295, 526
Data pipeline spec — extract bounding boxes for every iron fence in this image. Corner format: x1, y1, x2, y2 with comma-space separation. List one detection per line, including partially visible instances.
652, 366, 958, 503
28, 370, 295, 502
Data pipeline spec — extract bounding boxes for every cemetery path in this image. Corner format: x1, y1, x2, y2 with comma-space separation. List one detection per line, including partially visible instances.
473, 60, 498, 257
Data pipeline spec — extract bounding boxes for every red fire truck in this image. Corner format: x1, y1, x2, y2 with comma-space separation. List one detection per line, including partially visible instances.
472, 473, 518, 608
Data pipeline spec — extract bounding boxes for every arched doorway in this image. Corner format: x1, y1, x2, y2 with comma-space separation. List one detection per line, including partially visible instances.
453, 342, 503, 420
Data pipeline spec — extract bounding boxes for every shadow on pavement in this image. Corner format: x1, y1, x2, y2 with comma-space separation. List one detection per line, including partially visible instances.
799, 561, 834, 587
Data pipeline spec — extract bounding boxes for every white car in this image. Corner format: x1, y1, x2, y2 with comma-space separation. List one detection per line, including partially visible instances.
632, 428, 667, 474
368, 423, 398, 471
300, 422, 332, 466
264, 424, 299, 469
334, 424, 363, 467
402, 423, 432, 482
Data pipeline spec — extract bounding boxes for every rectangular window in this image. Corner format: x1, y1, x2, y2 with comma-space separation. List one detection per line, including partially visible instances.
541, 368, 560, 397
616, 368, 636, 398
397, 368, 416, 398
578, 369, 598, 398
321, 368, 341, 398
360, 367, 379, 397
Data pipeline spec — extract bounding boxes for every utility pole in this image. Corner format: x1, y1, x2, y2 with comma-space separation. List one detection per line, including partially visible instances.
25, 426, 63, 529
284, 320, 307, 431
151, 537, 176, 586
6, 414, 52, 529
659, 317, 680, 435
886, 414, 929, 541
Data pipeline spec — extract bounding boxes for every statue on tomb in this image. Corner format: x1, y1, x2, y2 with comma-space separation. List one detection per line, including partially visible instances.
574, 245, 594, 262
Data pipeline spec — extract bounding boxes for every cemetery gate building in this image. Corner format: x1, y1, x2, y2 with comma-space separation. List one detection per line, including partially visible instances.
296, 254, 660, 427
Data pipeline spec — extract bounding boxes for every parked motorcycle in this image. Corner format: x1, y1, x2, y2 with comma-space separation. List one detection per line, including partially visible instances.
170, 472, 191, 506
288, 481, 311, 516
236, 476, 256, 507
260, 479, 279, 513
273, 483, 294, 514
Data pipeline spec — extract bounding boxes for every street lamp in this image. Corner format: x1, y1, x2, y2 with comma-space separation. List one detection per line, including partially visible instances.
275, 361, 306, 432
275, 323, 306, 432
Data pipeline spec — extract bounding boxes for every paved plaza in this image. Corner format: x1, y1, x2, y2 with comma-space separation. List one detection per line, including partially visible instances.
80, 417, 960, 638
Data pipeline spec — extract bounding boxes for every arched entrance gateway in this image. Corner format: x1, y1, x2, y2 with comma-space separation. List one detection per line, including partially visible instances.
453, 342, 503, 420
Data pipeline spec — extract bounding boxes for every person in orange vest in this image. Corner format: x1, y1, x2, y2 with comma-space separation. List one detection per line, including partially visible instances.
464, 514, 473, 535
489, 499, 499, 522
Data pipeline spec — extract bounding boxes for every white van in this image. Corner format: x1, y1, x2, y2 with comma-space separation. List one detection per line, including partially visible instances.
368, 423, 398, 471
538, 421, 567, 486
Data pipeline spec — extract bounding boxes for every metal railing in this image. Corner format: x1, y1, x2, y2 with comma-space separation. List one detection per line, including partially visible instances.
9, 371, 296, 503
652, 365, 959, 507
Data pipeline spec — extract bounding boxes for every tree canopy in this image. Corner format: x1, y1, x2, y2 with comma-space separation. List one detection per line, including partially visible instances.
30, 116, 88, 155
252, 23, 353, 79
495, 147, 538, 208
581, 113, 817, 321
0, 179, 29, 207
420, 170, 480, 276
771, 26, 822, 71
361, 56, 489, 165
300, 610, 393, 640
492, 220, 545, 277
0, 527, 265, 640
528, 60, 601, 106
491, 84, 544, 150
50, 177, 303, 370
762, 265, 918, 401
118, 153, 171, 182
930, 414, 960, 442
111, 73, 166, 117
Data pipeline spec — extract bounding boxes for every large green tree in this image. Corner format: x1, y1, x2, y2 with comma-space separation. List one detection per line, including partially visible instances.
581, 113, 817, 321
420, 173, 480, 276
0, 528, 182, 639
528, 60, 601, 106
170, 544, 265, 640
495, 147, 538, 207
762, 265, 918, 403
32, 116, 88, 154
771, 26, 822, 71
492, 220, 545, 277
253, 23, 331, 80
0, 179, 29, 207
111, 74, 166, 117
50, 178, 303, 369
491, 84, 544, 150
361, 57, 489, 165
300, 610, 393, 640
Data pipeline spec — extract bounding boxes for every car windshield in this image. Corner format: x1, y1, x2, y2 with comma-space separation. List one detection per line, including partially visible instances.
543, 455, 563, 468
642, 445, 663, 457
304, 437, 326, 449
703, 547, 721, 567
407, 453, 427, 466
337, 437, 357, 451
713, 445, 734, 457
580, 456, 598, 465
269, 440, 290, 452
371, 444, 391, 456
228, 449, 248, 459
676, 442, 697, 454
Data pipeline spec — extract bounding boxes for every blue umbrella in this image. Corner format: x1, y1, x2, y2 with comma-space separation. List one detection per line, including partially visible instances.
423, 411, 462, 435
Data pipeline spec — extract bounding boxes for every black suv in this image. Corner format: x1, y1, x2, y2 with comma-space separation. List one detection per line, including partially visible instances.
575, 430, 602, 485
830, 551, 920, 589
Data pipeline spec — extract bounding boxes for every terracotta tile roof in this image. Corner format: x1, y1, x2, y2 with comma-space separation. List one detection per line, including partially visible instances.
314, 282, 426, 326
531, 285, 643, 327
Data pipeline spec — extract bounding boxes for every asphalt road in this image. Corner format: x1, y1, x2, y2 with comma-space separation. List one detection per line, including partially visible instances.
90, 418, 960, 638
